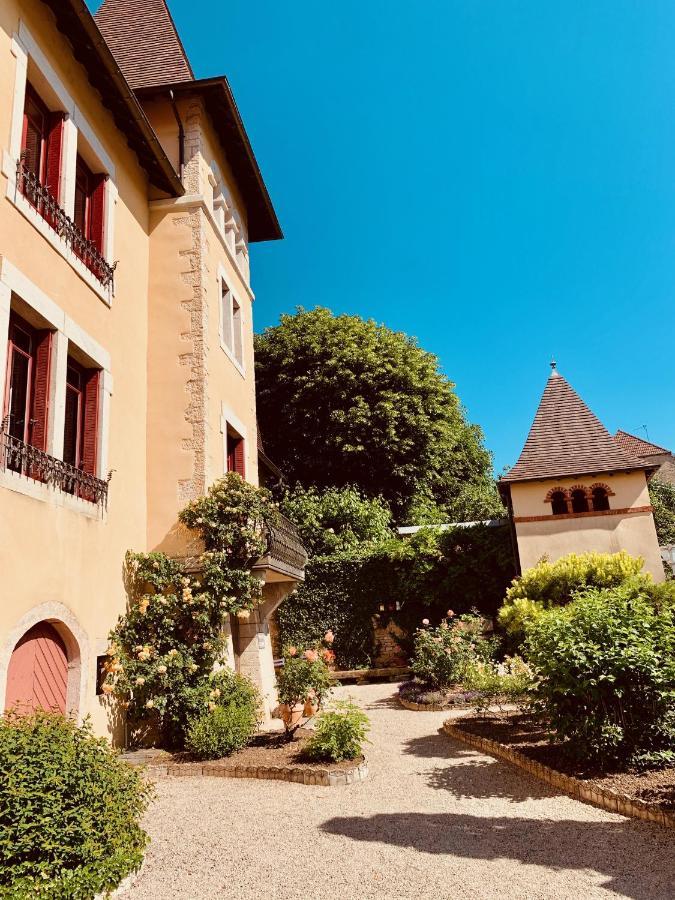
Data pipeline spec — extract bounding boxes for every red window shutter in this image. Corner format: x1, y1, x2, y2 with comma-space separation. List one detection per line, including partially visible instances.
81, 369, 100, 477
45, 112, 64, 201
89, 175, 106, 254
29, 330, 52, 452
234, 437, 245, 479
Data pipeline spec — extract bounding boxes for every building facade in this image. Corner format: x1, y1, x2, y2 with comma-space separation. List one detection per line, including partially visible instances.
499, 366, 664, 582
0, 0, 304, 738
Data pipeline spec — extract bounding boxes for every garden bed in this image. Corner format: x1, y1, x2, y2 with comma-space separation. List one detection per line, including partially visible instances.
447, 712, 675, 823
124, 729, 368, 787
398, 680, 493, 711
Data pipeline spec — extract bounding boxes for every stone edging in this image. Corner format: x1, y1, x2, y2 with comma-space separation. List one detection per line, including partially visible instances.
145, 759, 368, 787
398, 695, 478, 713
443, 720, 675, 829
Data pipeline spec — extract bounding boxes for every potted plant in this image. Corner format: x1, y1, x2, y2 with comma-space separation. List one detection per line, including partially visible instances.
276, 638, 334, 738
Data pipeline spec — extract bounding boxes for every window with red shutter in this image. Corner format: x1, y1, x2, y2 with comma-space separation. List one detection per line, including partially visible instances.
226, 428, 245, 479
81, 368, 100, 478
20, 85, 64, 215
3, 313, 53, 475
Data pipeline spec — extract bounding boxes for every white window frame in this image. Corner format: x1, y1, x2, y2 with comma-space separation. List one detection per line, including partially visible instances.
1, 22, 118, 305
218, 265, 245, 376
0, 258, 112, 517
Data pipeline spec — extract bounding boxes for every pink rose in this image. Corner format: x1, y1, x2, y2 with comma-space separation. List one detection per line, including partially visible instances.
288, 646, 298, 657
324, 630, 335, 644
447, 609, 455, 617
304, 649, 318, 663
422, 618, 430, 626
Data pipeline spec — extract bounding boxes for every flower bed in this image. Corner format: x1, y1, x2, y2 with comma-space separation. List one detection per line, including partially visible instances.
446, 712, 675, 825
398, 680, 483, 711
124, 729, 368, 787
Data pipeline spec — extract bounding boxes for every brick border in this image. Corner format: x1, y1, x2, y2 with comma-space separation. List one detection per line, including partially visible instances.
443, 719, 675, 829
144, 759, 368, 787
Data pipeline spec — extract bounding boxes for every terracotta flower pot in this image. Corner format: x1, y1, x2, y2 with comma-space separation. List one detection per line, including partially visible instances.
303, 698, 319, 717
279, 703, 304, 728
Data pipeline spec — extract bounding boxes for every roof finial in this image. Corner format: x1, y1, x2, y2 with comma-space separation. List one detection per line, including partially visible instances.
549, 359, 559, 377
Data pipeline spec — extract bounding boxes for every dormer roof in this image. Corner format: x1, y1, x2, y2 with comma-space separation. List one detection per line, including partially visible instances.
95, 0, 194, 90
500, 369, 652, 484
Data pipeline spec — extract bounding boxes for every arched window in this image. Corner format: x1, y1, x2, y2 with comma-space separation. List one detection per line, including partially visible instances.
550, 490, 567, 515
592, 486, 610, 512
571, 488, 589, 513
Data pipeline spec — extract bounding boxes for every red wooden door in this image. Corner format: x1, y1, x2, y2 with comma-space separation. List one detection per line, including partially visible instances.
5, 623, 68, 715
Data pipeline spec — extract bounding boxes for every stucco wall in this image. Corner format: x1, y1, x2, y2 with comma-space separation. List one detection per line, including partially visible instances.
510, 471, 664, 582
0, 0, 152, 739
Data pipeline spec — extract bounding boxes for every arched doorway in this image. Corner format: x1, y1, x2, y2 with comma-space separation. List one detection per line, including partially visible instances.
5, 622, 68, 715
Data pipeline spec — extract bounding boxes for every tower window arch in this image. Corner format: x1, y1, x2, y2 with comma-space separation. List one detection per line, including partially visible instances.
549, 490, 568, 516
591, 486, 610, 512
571, 488, 589, 514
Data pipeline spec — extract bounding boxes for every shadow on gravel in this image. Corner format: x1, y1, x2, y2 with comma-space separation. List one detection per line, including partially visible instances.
320, 812, 675, 900
402, 730, 558, 802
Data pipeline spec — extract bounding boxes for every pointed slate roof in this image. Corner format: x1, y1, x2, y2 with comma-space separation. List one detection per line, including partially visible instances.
95, 0, 194, 90
615, 430, 672, 459
500, 369, 651, 483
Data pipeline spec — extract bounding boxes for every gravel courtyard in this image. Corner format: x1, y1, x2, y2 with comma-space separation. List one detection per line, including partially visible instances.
128, 682, 675, 900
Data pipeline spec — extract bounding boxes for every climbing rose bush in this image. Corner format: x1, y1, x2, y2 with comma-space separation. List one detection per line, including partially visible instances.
104, 474, 280, 748
276, 636, 335, 733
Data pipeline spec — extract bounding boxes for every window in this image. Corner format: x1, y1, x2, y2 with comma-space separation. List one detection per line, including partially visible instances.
571, 489, 589, 514
220, 277, 244, 368
226, 426, 245, 478
20, 83, 65, 219
550, 490, 568, 516
591, 486, 610, 512
63, 358, 99, 477
3, 313, 52, 462
74, 155, 106, 255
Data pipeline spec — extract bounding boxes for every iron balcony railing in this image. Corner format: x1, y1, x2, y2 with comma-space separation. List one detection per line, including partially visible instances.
1, 430, 111, 508
16, 159, 116, 291
255, 512, 308, 578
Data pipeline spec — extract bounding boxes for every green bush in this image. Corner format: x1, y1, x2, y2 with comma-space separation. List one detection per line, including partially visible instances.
649, 477, 675, 546
525, 581, 675, 767
498, 551, 646, 638
411, 613, 496, 690
185, 703, 259, 760
0, 712, 151, 899
304, 701, 370, 762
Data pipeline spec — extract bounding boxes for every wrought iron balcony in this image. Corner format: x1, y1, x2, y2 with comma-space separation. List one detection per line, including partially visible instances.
16, 160, 116, 291
254, 513, 307, 581
1, 430, 111, 508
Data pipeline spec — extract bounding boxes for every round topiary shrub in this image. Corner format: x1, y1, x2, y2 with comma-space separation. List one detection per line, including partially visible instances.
185, 703, 259, 761
0, 712, 151, 899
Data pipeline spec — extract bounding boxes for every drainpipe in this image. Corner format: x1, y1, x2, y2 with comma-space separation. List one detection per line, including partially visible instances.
169, 90, 185, 181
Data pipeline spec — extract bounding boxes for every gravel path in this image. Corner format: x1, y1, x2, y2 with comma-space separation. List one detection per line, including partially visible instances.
128, 682, 675, 899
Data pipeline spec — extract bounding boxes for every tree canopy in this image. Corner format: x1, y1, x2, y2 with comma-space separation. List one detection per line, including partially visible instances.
254, 307, 502, 523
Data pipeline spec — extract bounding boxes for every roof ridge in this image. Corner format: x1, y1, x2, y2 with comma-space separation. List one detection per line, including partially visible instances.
615, 429, 671, 457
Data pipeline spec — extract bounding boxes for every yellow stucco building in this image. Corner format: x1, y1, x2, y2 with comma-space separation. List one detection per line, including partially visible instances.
0, 0, 305, 738
499, 365, 664, 582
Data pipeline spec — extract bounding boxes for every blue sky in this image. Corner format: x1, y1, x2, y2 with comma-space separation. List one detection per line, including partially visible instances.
97, 1, 675, 472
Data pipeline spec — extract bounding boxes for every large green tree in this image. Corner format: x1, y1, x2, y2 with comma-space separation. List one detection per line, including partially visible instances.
255, 307, 502, 522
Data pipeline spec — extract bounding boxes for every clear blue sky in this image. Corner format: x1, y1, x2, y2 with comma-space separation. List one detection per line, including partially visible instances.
98, 1, 675, 473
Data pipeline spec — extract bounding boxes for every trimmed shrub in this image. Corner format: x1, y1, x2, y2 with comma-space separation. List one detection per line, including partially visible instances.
303, 701, 370, 762
410, 613, 496, 690
498, 550, 646, 638
525, 581, 675, 767
0, 712, 151, 899
185, 703, 259, 760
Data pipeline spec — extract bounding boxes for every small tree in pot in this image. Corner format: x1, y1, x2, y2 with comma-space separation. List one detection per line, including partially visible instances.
276, 635, 335, 737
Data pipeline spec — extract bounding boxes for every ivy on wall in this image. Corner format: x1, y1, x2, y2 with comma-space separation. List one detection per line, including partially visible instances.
277, 524, 516, 669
